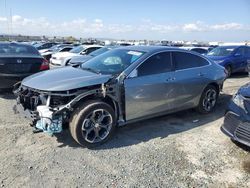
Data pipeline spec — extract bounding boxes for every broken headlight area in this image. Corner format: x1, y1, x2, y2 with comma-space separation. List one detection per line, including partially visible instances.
14, 86, 76, 135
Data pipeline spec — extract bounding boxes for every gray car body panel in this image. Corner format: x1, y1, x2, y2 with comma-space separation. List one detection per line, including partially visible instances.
22, 67, 112, 91
122, 47, 225, 121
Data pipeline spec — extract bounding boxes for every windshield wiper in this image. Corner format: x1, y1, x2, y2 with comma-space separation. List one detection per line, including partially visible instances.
81, 67, 100, 74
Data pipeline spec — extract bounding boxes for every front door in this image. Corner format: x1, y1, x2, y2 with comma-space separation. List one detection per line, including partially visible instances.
124, 52, 176, 121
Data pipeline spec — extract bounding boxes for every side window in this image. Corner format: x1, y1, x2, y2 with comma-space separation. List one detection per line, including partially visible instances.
173, 52, 209, 70
137, 52, 172, 77
191, 48, 208, 54
61, 47, 72, 52
85, 47, 100, 54
236, 47, 247, 56
246, 47, 250, 56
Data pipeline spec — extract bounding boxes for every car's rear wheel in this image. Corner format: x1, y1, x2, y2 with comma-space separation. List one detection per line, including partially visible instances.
69, 100, 116, 148
197, 85, 218, 114
225, 65, 232, 77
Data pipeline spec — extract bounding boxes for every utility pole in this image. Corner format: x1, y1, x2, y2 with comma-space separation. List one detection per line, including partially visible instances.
10, 8, 12, 36
4, 0, 10, 40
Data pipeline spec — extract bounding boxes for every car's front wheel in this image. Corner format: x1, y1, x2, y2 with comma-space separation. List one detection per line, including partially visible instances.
69, 100, 116, 147
197, 85, 218, 114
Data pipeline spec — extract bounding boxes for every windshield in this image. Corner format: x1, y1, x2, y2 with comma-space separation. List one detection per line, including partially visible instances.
0, 43, 40, 55
69, 46, 84, 53
81, 49, 145, 75
88, 47, 110, 57
34, 43, 43, 48
207, 47, 236, 56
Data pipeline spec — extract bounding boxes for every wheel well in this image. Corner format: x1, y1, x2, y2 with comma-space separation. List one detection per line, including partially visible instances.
208, 82, 220, 93
72, 95, 118, 117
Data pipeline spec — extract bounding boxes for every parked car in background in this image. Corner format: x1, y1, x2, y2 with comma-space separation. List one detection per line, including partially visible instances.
180, 47, 210, 54
40, 44, 74, 61
0, 42, 49, 89
67, 46, 118, 67
221, 83, 250, 147
50, 45, 103, 68
206, 46, 250, 77
14, 46, 226, 147
34, 42, 58, 50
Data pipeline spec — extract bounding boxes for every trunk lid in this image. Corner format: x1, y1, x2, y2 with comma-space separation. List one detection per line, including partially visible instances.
0, 57, 43, 74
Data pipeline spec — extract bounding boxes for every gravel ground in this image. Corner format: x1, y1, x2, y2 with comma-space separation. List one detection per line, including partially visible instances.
0, 74, 250, 188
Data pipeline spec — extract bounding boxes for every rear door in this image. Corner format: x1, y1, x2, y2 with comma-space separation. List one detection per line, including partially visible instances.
124, 52, 176, 121
170, 51, 211, 109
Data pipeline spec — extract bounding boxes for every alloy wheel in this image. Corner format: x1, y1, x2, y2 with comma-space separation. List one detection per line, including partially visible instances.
202, 89, 217, 112
81, 109, 113, 143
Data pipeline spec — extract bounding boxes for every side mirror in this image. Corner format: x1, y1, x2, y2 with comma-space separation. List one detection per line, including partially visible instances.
234, 53, 241, 57
80, 51, 86, 55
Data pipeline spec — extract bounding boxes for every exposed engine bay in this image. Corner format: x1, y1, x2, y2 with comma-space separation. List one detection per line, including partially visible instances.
13, 81, 123, 135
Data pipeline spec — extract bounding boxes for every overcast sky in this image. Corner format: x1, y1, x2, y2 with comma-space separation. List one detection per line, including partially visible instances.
0, 0, 250, 41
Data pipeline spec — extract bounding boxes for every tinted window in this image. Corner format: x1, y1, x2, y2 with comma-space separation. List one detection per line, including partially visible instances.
173, 52, 209, 70
60, 47, 72, 52
84, 47, 100, 54
0, 43, 40, 55
246, 47, 250, 56
191, 48, 208, 54
237, 47, 245, 56
137, 52, 172, 76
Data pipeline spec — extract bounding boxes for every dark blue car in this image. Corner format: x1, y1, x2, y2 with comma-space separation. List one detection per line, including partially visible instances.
207, 45, 250, 77
221, 83, 250, 147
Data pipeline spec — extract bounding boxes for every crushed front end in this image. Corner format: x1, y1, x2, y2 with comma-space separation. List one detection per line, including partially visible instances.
13, 83, 75, 135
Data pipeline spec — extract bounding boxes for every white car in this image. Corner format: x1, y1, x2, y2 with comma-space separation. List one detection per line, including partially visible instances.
50, 45, 103, 68
39, 45, 74, 61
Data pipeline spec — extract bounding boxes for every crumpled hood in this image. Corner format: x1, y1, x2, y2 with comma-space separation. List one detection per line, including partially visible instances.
238, 83, 250, 97
22, 67, 112, 91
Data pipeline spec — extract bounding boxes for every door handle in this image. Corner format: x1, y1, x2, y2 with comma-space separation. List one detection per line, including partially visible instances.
166, 77, 176, 82
198, 73, 205, 77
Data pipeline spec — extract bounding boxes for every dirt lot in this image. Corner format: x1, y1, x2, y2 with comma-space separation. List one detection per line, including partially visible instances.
0, 74, 250, 188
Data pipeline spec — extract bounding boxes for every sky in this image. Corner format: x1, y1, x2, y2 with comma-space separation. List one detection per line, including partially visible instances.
0, 0, 250, 41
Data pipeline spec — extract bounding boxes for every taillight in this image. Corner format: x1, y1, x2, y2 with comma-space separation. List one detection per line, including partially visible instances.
40, 58, 49, 71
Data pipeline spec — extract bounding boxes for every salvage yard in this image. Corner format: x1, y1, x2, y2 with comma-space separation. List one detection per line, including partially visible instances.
0, 74, 250, 187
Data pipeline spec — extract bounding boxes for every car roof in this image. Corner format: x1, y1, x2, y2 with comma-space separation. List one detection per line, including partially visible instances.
80, 44, 103, 48
118, 45, 178, 53
218, 45, 249, 48
116, 45, 204, 55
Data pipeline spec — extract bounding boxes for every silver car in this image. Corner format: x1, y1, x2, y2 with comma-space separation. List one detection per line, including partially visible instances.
14, 46, 226, 147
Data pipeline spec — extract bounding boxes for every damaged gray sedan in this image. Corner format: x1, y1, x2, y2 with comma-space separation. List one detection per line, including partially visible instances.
14, 46, 226, 147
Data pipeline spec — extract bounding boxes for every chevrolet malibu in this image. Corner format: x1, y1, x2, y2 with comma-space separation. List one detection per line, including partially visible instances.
14, 46, 226, 147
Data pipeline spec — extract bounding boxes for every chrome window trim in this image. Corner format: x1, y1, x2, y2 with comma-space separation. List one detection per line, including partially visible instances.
126, 49, 212, 78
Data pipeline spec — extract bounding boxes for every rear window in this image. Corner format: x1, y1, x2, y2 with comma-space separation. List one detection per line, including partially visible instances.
0, 43, 40, 55
191, 48, 208, 54
173, 52, 209, 70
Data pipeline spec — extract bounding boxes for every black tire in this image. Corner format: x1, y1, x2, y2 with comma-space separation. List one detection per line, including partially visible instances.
69, 100, 116, 148
225, 65, 232, 78
197, 85, 218, 114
